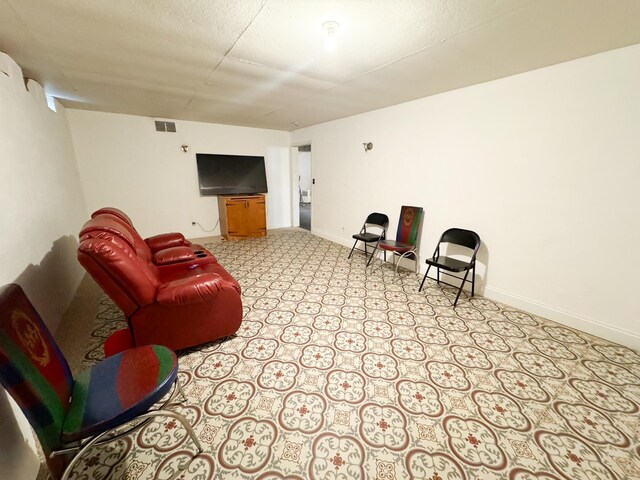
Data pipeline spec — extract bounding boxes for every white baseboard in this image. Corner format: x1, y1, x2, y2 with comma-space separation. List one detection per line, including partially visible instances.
312, 228, 354, 249
314, 228, 640, 350
483, 285, 640, 350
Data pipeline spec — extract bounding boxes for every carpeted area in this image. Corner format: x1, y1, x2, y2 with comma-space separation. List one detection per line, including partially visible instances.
71, 230, 640, 479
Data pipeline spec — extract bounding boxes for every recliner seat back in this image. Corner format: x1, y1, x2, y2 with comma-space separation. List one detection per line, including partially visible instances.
78, 232, 159, 316
91, 207, 134, 226
81, 214, 154, 264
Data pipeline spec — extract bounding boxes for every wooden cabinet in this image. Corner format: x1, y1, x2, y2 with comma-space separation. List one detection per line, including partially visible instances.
218, 194, 267, 240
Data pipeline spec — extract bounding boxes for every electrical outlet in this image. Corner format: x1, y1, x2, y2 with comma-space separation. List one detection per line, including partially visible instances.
191, 221, 196, 226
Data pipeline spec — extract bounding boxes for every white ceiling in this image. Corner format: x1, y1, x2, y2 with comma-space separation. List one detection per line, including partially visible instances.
1, 0, 639, 131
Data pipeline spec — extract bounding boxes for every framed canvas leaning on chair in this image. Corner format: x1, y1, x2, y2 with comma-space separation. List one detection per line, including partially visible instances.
377, 206, 424, 275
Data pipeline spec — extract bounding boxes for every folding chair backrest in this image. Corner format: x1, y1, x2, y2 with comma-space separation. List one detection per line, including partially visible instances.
395, 206, 423, 246
365, 213, 389, 229
440, 228, 481, 253
0, 284, 73, 453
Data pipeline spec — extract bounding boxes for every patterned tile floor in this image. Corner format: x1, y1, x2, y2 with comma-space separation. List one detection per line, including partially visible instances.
72, 231, 640, 479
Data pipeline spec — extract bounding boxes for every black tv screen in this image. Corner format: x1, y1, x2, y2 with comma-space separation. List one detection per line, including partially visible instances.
196, 153, 268, 195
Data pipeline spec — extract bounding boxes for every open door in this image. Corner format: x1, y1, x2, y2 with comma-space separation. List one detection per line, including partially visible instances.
297, 145, 312, 231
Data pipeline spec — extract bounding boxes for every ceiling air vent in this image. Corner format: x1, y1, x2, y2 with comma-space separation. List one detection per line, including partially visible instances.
155, 120, 176, 133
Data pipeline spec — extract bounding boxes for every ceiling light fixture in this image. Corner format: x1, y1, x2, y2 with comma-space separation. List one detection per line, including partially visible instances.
323, 21, 340, 51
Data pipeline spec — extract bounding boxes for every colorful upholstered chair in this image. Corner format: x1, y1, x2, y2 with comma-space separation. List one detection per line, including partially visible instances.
0, 284, 201, 480
377, 205, 424, 275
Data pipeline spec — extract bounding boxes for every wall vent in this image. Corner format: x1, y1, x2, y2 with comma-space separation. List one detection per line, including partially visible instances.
155, 120, 176, 133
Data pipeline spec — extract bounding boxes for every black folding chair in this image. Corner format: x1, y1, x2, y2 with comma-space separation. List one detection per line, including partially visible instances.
419, 228, 481, 307
348, 212, 388, 266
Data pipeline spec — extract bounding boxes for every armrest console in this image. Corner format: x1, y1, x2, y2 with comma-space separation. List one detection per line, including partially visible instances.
153, 246, 196, 265
145, 232, 188, 252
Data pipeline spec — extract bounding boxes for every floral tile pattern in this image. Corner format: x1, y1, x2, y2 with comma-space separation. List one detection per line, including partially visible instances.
73, 231, 640, 479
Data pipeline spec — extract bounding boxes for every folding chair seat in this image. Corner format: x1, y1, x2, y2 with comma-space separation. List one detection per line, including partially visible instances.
418, 228, 481, 306
348, 212, 388, 266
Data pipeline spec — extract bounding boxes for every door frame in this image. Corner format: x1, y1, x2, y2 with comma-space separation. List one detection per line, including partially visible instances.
290, 141, 312, 229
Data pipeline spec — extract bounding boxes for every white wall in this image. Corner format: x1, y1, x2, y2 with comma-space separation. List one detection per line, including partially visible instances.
67, 110, 291, 238
292, 44, 640, 349
0, 52, 88, 480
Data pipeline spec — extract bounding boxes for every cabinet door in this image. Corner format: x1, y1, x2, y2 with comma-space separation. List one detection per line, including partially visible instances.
226, 199, 250, 236
246, 197, 267, 234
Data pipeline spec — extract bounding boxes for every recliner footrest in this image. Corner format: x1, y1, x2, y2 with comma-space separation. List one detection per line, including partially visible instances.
104, 328, 135, 357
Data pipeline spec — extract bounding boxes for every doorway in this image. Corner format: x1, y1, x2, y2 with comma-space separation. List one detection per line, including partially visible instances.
297, 145, 312, 231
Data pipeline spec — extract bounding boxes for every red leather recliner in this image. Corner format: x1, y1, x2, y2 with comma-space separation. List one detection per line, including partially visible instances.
90, 207, 217, 266
78, 211, 242, 355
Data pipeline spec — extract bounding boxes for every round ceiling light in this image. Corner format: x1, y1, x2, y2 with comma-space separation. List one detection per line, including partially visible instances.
323, 21, 340, 51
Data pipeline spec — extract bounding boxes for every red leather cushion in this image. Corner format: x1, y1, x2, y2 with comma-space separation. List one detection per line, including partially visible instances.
145, 233, 189, 252
156, 274, 225, 305
92, 215, 155, 263
78, 238, 159, 307
153, 246, 195, 265
80, 217, 137, 250
104, 329, 134, 357
91, 207, 133, 226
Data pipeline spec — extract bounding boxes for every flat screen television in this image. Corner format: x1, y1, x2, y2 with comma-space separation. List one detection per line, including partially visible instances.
196, 153, 268, 196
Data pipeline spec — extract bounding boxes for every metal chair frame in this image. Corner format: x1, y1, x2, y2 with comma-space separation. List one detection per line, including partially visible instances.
418, 228, 481, 307
348, 213, 388, 267
51, 376, 202, 480
383, 248, 419, 276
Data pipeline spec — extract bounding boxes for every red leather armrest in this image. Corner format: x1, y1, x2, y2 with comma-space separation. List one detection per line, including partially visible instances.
145, 233, 189, 252
156, 274, 226, 305
153, 246, 196, 265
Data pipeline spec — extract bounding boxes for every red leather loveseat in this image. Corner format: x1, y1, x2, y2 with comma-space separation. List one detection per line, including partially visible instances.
78, 208, 243, 355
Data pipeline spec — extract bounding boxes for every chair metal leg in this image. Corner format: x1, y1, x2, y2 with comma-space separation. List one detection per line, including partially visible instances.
60, 409, 202, 480
471, 265, 475, 297
419, 265, 432, 291
175, 375, 188, 403
367, 242, 381, 267
347, 240, 358, 259
437, 267, 440, 284
392, 250, 416, 276
453, 269, 471, 307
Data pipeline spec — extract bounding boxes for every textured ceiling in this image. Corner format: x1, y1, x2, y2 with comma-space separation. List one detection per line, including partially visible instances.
1, 0, 639, 131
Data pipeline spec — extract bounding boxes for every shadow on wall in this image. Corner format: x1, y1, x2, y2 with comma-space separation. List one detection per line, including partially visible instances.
0, 391, 40, 476
13, 235, 84, 333
476, 241, 489, 296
